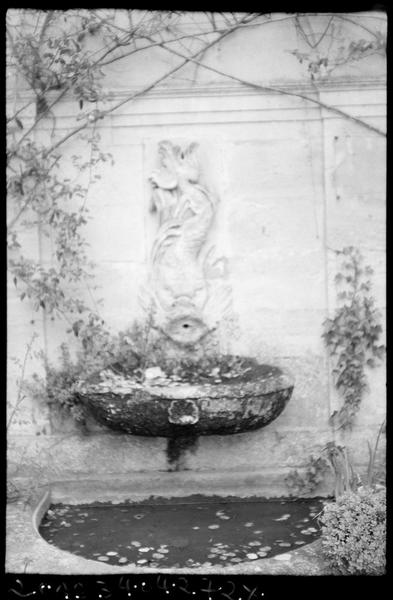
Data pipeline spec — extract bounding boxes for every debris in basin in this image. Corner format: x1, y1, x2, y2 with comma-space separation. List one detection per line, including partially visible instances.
274, 514, 291, 521
39, 497, 322, 567
144, 366, 167, 381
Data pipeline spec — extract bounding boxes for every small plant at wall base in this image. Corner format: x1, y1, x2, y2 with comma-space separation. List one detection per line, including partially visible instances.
284, 454, 330, 496
322, 246, 385, 429
284, 443, 359, 499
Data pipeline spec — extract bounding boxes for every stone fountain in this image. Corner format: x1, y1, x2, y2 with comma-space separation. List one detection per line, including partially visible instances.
76, 140, 294, 455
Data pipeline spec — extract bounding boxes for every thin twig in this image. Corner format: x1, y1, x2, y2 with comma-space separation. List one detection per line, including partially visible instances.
7, 333, 38, 429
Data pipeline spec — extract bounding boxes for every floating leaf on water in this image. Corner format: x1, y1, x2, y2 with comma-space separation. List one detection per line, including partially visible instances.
134, 514, 145, 519
246, 553, 259, 560
307, 527, 318, 532
260, 546, 272, 551
300, 530, 312, 535
231, 557, 242, 563
253, 530, 263, 534
294, 541, 305, 545
106, 551, 118, 556
138, 547, 150, 553
159, 548, 169, 553
131, 541, 141, 547
118, 557, 128, 563
244, 522, 254, 527
192, 526, 200, 530
137, 559, 147, 564
208, 554, 216, 559
302, 518, 309, 522
98, 556, 109, 561
219, 515, 230, 520
274, 553, 291, 561
152, 553, 164, 559
208, 524, 220, 529
274, 514, 291, 521
60, 521, 71, 527
248, 541, 261, 546
278, 542, 291, 547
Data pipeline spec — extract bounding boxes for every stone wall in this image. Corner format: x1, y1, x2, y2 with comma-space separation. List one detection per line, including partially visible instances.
7, 12, 386, 494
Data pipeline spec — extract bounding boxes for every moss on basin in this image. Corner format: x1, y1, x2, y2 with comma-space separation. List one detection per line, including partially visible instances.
76, 358, 294, 436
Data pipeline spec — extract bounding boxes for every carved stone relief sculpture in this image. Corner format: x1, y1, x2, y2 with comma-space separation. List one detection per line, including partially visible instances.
144, 140, 233, 346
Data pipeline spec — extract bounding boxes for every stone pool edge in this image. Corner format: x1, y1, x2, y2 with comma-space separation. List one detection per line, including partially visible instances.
6, 486, 332, 575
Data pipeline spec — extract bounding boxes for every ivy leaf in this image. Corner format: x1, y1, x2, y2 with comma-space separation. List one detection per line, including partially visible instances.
72, 320, 83, 337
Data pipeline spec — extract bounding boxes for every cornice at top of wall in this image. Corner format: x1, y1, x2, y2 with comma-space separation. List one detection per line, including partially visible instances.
8, 77, 386, 103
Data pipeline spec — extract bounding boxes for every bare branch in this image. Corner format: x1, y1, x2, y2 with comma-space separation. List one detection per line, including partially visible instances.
44, 13, 260, 157
146, 35, 386, 137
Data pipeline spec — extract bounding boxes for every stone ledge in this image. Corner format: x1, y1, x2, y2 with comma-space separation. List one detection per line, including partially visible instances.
11, 468, 333, 503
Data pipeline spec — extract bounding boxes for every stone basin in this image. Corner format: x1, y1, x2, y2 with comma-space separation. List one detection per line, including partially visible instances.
75, 360, 294, 437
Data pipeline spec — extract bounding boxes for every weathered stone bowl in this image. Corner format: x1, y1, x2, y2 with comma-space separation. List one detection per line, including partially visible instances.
75, 360, 294, 437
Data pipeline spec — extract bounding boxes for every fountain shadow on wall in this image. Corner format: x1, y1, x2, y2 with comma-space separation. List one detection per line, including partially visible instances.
75, 140, 294, 470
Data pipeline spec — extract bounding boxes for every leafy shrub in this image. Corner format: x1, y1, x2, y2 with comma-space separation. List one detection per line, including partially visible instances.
319, 486, 386, 575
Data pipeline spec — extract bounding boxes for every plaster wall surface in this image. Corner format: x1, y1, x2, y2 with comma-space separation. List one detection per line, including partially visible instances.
7, 12, 386, 493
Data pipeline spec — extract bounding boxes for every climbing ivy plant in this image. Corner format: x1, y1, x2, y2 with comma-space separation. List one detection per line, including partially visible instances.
322, 246, 385, 429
